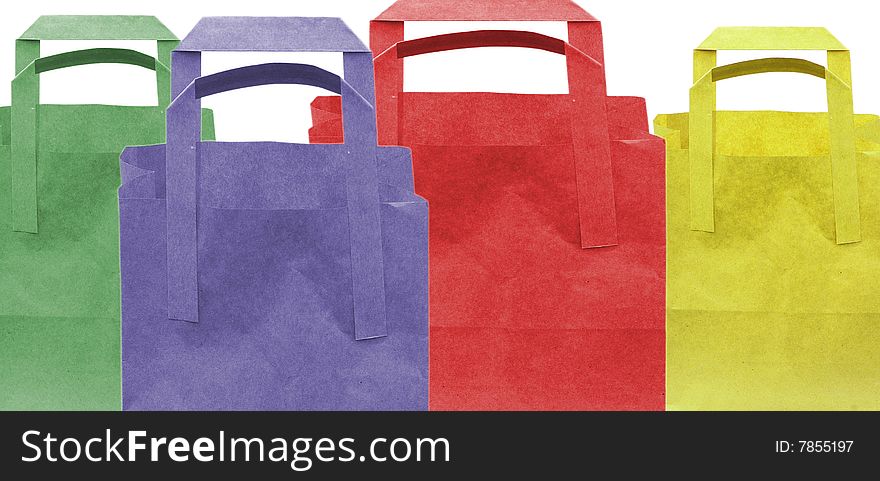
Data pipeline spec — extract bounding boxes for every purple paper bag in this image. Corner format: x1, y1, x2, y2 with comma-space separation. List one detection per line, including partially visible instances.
119, 18, 428, 411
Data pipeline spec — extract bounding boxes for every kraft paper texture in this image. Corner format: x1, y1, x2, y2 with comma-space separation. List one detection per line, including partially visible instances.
120, 18, 429, 411
311, 1, 666, 411
656, 27, 880, 410
0, 16, 214, 410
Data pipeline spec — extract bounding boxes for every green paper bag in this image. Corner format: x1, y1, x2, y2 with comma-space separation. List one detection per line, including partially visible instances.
656, 27, 880, 410
0, 16, 214, 410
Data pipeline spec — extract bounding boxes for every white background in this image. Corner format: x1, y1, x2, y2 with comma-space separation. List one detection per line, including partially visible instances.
0, 0, 877, 142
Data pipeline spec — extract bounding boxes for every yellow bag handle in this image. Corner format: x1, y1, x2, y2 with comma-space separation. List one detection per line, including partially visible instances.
693, 27, 850, 85
689, 27, 860, 245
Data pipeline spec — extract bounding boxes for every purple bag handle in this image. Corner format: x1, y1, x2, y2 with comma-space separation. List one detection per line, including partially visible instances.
165, 63, 388, 341
171, 17, 375, 105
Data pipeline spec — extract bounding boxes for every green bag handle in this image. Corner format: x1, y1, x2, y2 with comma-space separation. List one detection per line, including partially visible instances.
10, 16, 179, 234
11, 48, 171, 234
16, 15, 178, 74
689, 27, 860, 245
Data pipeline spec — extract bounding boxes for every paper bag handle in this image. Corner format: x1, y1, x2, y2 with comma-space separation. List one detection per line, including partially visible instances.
170, 17, 374, 106
374, 30, 618, 249
165, 63, 388, 341
369, 2, 606, 70
689, 57, 860, 244
16, 16, 178, 84
10, 48, 171, 234
394, 30, 565, 57
692, 27, 852, 104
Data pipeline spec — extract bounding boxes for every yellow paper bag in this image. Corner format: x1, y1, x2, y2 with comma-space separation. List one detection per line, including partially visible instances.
656, 27, 880, 410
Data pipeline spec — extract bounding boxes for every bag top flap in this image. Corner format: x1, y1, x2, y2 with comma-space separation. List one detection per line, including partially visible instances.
374, 0, 597, 22
176, 17, 368, 53
19, 15, 177, 41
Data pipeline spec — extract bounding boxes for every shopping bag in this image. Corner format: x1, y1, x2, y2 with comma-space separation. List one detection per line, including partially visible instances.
120, 17, 429, 411
0, 16, 215, 410
311, 1, 666, 411
656, 27, 880, 410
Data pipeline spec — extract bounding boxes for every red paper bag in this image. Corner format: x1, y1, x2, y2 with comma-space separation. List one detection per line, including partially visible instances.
310, 0, 666, 410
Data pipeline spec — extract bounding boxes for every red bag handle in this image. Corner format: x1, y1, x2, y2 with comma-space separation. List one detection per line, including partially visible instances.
373, 30, 618, 249
368, 0, 605, 65
395, 30, 566, 57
